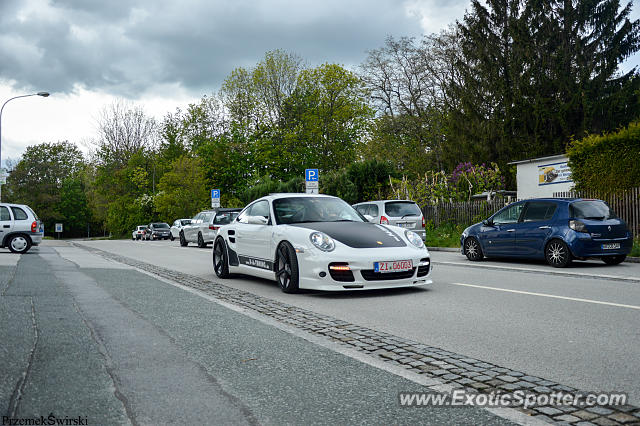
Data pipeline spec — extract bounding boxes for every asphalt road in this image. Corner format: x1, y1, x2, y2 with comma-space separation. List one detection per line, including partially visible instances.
0, 243, 511, 425
77, 239, 640, 406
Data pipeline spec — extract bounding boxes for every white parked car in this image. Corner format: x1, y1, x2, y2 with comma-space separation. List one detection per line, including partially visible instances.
170, 219, 191, 241
0, 203, 43, 253
132, 225, 146, 240
180, 209, 241, 247
212, 193, 432, 293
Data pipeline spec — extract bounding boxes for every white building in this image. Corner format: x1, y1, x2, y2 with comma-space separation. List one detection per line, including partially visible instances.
509, 154, 574, 199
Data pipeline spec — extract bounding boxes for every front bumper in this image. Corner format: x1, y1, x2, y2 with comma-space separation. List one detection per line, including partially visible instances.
296, 246, 433, 291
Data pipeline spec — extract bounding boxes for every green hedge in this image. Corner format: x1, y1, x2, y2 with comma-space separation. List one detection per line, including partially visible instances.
567, 122, 640, 192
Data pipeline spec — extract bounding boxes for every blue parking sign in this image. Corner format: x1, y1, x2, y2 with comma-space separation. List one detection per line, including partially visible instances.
305, 169, 319, 182
211, 189, 220, 199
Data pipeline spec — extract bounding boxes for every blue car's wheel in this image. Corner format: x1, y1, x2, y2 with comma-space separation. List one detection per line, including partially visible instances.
545, 239, 572, 268
464, 237, 483, 261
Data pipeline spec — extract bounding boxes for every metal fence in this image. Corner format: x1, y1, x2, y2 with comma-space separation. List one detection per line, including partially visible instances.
421, 199, 507, 229
421, 187, 640, 238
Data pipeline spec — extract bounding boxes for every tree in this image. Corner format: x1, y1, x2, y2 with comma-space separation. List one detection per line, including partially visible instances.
5, 141, 87, 234
154, 156, 209, 221
94, 100, 159, 168
447, 0, 640, 172
284, 64, 374, 172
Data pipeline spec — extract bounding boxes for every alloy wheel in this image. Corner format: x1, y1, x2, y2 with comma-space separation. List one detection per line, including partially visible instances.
276, 246, 292, 290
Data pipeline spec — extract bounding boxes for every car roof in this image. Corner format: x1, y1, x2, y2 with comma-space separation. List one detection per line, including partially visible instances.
355, 199, 418, 204
517, 198, 602, 204
259, 193, 337, 202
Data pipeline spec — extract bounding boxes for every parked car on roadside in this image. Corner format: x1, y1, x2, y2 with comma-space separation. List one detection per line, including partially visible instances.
145, 222, 171, 240
180, 208, 241, 248
460, 198, 633, 267
132, 225, 146, 240
169, 219, 191, 241
0, 203, 44, 254
353, 200, 426, 241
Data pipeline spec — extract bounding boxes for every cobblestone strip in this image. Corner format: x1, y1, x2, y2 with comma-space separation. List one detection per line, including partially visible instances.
76, 243, 640, 425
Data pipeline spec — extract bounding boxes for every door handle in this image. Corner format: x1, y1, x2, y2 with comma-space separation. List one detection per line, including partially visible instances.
3, 225, 9, 228
538, 226, 551, 229
506, 229, 515, 232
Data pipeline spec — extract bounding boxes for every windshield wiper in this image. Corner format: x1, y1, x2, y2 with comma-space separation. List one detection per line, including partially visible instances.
584, 216, 605, 220
330, 219, 358, 222
401, 214, 418, 218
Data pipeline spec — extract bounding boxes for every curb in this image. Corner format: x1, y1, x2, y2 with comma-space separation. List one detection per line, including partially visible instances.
427, 246, 640, 263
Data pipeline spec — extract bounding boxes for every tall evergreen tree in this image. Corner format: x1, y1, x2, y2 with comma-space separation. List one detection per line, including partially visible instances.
449, 0, 640, 169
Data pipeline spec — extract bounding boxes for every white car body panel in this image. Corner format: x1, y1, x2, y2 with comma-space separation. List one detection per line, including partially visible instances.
216, 194, 433, 292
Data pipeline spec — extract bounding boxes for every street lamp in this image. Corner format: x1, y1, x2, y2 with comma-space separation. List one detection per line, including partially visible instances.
0, 91, 50, 201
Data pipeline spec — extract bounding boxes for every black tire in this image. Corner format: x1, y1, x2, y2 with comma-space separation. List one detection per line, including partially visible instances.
545, 239, 572, 268
197, 233, 206, 248
179, 231, 188, 247
8, 234, 32, 254
275, 241, 299, 293
602, 255, 626, 265
213, 238, 230, 278
464, 237, 483, 261
170, 233, 175, 241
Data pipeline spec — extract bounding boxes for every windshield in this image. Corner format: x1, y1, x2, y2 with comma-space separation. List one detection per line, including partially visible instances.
273, 197, 364, 225
385, 201, 421, 217
570, 200, 617, 220
153, 223, 170, 228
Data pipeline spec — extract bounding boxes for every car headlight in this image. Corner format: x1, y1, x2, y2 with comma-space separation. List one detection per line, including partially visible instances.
309, 232, 335, 252
405, 230, 424, 248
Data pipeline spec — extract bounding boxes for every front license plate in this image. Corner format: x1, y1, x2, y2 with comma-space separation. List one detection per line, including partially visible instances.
374, 260, 413, 273
602, 243, 620, 250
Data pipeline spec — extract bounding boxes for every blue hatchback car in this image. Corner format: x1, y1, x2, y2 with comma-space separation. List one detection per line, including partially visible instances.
460, 198, 633, 267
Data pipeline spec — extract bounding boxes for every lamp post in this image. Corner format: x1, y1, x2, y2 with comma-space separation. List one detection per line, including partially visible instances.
0, 91, 50, 201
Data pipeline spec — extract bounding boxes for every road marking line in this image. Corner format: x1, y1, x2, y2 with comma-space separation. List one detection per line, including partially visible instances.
435, 260, 640, 283
451, 282, 640, 310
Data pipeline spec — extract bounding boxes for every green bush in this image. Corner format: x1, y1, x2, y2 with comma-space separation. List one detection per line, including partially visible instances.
424, 222, 466, 248
567, 122, 640, 192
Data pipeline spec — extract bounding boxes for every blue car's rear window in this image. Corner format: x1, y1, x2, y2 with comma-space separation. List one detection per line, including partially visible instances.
570, 201, 617, 220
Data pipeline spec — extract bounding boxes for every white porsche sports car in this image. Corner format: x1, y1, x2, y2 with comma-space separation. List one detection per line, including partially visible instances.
213, 193, 432, 293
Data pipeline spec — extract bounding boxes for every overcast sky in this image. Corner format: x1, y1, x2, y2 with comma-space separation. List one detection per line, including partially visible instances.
1, 0, 639, 166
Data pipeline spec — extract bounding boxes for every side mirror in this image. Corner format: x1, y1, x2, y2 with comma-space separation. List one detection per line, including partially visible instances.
483, 219, 493, 227
247, 215, 269, 225
363, 214, 374, 222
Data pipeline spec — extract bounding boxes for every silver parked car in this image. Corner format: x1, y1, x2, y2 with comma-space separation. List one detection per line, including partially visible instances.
169, 219, 191, 241
0, 203, 44, 253
353, 200, 426, 240
180, 208, 241, 248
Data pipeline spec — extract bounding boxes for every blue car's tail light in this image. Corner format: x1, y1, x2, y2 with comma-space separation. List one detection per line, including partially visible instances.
569, 220, 587, 232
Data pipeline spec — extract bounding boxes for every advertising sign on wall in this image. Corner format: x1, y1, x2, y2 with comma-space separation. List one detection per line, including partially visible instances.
538, 162, 572, 186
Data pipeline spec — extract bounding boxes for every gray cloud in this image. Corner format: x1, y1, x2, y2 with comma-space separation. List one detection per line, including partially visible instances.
0, 0, 429, 98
